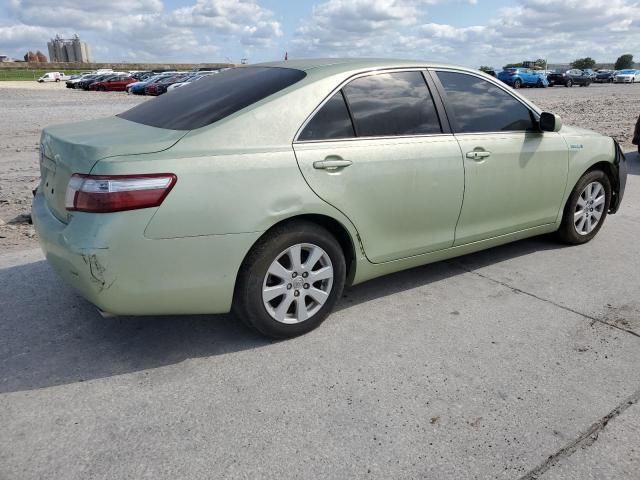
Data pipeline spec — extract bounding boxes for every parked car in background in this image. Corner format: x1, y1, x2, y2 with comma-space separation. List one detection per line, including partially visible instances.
497, 68, 548, 88
66, 73, 99, 89
583, 69, 597, 80
595, 70, 615, 83
37, 72, 69, 83
32, 59, 627, 339
127, 74, 174, 95
86, 75, 117, 91
91, 75, 136, 92
166, 71, 216, 91
65, 74, 84, 88
547, 69, 592, 87
131, 71, 153, 81
77, 74, 112, 90
614, 69, 640, 83
145, 74, 189, 96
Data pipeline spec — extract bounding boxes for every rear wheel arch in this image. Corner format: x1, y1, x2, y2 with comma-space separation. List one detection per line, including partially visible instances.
237, 214, 359, 290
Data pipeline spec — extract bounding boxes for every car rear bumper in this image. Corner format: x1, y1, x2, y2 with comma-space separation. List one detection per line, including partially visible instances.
32, 191, 262, 316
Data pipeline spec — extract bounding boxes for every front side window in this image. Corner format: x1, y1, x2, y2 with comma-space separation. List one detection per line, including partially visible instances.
298, 92, 355, 141
436, 71, 534, 133
342, 71, 442, 137
118, 67, 307, 130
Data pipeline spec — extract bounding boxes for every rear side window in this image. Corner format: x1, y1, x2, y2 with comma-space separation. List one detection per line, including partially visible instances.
298, 92, 355, 141
118, 67, 306, 130
343, 72, 442, 137
436, 71, 534, 133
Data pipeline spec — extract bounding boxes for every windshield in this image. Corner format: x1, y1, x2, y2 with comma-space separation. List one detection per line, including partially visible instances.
620, 70, 636, 74
118, 66, 307, 131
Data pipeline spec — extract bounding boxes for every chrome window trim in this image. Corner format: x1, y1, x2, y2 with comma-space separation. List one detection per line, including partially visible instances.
294, 132, 456, 146
293, 67, 445, 144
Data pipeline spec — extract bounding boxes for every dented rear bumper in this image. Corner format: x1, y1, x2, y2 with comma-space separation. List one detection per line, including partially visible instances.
31, 191, 262, 316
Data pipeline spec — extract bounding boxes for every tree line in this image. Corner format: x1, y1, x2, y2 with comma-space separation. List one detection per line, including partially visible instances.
480, 54, 635, 72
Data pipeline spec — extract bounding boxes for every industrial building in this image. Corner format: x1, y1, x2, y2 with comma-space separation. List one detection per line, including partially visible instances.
47, 35, 91, 63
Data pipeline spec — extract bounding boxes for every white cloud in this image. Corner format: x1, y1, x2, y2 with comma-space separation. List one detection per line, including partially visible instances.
0, 0, 282, 61
0, 0, 638, 65
292, 0, 640, 68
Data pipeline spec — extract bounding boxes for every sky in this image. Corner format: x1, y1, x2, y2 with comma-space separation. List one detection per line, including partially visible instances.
0, 0, 638, 68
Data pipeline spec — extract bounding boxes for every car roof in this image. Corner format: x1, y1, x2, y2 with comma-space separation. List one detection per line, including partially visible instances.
257, 58, 468, 75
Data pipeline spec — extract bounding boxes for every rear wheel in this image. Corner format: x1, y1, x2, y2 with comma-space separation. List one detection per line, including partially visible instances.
233, 221, 346, 339
558, 170, 611, 244
566, 79, 573, 87
513, 79, 522, 89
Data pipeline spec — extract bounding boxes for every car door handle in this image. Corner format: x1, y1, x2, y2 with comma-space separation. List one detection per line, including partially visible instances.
466, 151, 491, 160
313, 158, 353, 170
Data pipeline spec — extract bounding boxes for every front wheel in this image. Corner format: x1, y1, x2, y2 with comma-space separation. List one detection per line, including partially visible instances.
233, 221, 346, 339
513, 79, 522, 89
558, 170, 611, 244
566, 79, 573, 87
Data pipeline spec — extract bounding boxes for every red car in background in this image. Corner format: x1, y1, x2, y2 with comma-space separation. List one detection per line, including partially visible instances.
90, 75, 136, 92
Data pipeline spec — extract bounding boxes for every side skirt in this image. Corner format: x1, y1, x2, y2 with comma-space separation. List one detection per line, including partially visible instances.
352, 223, 559, 285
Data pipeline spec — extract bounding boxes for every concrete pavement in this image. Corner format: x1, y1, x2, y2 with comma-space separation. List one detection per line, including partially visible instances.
1, 154, 638, 479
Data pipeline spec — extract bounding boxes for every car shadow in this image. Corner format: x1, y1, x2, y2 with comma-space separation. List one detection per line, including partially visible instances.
0, 234, 566, 394
624, 150, 639, 175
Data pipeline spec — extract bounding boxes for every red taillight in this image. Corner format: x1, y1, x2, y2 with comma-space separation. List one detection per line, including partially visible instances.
65, 173, 177, 213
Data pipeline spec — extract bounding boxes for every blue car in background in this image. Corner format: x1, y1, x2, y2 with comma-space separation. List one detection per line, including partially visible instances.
497, 68, 548, 88
126, 74, 174, 95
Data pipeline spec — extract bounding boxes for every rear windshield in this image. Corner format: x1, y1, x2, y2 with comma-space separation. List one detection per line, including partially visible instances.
118, 66, 307, 130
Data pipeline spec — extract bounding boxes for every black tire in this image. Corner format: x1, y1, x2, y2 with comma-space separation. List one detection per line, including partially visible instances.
233, 220, 346, 339
536, 79, 543, 88
558, 170, 611, 244
566, 79, 573, 87
513, 79, 522, 89
55, 78, 60, 82
98, 86, 105, 92
585, 81, 591, 87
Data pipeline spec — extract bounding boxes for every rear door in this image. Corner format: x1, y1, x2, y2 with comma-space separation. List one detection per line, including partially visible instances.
293, 70, 465, 263
432, 70, 568, 245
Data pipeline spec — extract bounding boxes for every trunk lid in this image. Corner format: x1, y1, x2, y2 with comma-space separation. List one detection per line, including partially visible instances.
39, 116, 187, 223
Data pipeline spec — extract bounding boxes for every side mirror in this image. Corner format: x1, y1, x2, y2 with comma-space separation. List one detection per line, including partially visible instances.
540, 112, 562, 132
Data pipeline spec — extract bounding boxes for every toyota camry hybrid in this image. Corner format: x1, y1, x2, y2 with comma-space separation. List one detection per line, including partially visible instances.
32, 59, 627, 338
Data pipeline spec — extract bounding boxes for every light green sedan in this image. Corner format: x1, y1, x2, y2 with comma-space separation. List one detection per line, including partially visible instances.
32, 59, 628, 338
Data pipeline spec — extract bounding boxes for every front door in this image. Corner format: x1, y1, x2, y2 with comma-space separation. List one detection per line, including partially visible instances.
433, 70, 569, 245
293, 71, 465, 263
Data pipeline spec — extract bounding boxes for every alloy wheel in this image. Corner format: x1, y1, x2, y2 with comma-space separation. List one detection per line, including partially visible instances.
574, 181, 606, 235
262, 243, 334, 324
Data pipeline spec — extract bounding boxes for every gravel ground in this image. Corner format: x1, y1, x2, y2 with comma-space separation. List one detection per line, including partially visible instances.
0, 82, 146, 250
